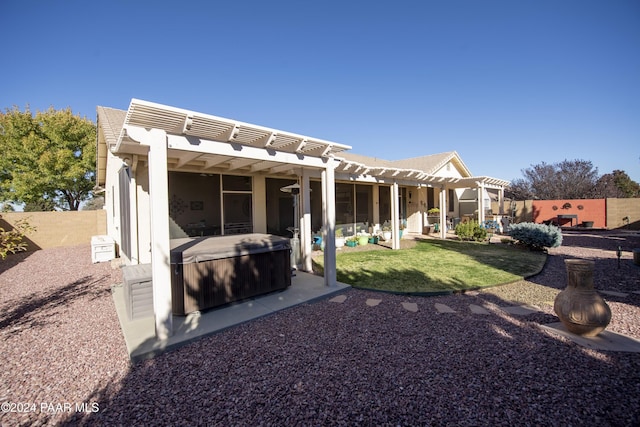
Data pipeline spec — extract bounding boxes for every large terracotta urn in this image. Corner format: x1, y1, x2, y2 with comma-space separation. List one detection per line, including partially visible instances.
554, 259, 611, 337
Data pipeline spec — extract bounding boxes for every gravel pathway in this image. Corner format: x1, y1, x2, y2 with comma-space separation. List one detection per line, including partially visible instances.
1, 231, 640, 426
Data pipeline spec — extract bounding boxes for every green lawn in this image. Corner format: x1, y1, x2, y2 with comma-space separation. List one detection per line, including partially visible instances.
313, 239, 547, 293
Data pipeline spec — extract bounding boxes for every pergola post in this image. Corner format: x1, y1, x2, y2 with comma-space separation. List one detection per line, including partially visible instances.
372, 184, 380, 231
391, 182, 400, 250
477, 182, 486, 225
300, 170, 313, 272
439, 186, 447, 239
322, 161, 337, 286
125, 126, 173, 340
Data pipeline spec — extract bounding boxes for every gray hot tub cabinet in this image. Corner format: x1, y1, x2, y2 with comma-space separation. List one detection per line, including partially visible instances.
170, 234, 292, 315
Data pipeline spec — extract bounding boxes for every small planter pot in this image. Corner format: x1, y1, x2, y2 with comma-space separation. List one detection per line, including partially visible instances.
583, 221, 594, 228
346, 240, 357, 248
383, 231, 392, 241
358, 236, 369, 246
368, 236, 379, 244
335, 237, 345, 248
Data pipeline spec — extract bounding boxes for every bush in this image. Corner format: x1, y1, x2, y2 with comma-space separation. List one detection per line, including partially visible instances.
509, 222, 562, 251
0, 216, 35, 260
455, 220, 487, 242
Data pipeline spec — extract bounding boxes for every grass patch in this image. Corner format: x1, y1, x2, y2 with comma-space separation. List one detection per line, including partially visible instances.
313, 239, 546, 293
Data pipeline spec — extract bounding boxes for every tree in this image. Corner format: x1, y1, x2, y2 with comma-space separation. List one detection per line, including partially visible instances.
594, 170, 640, 198
506, 159, 640, 200
505, 159, 600, 200
0, 106, 96, 210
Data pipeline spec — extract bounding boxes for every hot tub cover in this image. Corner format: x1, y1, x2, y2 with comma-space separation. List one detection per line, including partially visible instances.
170, 233, 291, 264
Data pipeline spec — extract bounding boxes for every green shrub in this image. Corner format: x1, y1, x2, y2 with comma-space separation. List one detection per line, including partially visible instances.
0, 216, 35, 260
509, 222, 562, 251
455, 220, 487, 242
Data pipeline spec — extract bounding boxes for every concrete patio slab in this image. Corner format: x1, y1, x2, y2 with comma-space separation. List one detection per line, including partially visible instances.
539, 322, 640, 352
112, 271, 350, 363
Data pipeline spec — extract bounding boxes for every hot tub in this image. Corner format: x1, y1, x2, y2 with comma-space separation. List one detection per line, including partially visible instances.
170, 233, 291, 315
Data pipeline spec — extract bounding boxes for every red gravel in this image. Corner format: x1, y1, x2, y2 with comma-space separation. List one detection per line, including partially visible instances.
1, 231, 640, 426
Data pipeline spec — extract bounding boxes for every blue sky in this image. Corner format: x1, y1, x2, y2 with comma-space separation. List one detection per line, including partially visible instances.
1, 0, 639, 183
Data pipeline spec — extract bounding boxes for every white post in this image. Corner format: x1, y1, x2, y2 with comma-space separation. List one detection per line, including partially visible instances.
322, 162, 337, 287
300, 170, 313, 272
372, 184, 380, 231
439, 187, 447, 239
391, 182, 400, 250
477, 183, 485, 225
126, 126, 173, 340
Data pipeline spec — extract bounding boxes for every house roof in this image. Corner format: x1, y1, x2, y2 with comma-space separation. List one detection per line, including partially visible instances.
391, 152, 472, 177
96, 100, 510, 189
96, 106, 127, 186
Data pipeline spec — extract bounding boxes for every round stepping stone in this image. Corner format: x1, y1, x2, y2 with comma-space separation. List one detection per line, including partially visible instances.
366, 299, 382, 307
329, 295, 348, 303
434, 303, 455, 313
401, 302, 419, 312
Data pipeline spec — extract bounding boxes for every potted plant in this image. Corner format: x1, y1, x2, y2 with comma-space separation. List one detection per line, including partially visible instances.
346, 236, 358, 247
399, 222, 406, 239
357, 232, 370, 246
335, 228, 345, 248
382, 224, 392, 241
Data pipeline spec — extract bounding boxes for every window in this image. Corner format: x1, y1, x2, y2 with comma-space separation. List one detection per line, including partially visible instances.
222, 175, 253, 234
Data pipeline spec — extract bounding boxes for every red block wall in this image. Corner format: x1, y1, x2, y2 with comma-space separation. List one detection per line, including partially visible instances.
532, 199, 606, 228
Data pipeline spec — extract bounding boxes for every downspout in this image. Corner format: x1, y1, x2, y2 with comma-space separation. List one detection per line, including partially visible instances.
129, 155, 140, 265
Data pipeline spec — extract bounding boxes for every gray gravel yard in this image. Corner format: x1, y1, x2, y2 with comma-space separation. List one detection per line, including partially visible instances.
1, 231, 640, 426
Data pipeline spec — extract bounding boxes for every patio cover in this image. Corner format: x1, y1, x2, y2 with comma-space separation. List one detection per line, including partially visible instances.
112, 99, 352, 339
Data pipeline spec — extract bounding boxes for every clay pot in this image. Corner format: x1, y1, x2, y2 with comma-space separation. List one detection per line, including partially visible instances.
554, 259, 611, 337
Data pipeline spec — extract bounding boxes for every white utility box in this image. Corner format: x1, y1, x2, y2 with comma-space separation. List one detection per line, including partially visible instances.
91, 235, 115, 263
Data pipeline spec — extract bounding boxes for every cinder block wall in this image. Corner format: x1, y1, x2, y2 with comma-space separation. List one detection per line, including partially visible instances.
607, 198, 640, 230
0, 210, 107, 251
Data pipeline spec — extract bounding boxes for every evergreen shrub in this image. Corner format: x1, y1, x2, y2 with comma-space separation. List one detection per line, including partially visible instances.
455, 220, 487, 242
509, 222, 562, 250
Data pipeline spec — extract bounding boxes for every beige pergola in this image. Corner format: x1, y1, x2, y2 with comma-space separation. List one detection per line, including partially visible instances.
113, 99, 351, 339
334, 158, 510, 246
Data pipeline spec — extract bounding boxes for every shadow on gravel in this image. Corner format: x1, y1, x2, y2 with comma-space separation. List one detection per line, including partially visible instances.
0, 250, 35, 274
41, 233, 640, 426
525, 232, 640, 310
63, 286, 640, 426
0, 275, 110, 333
561, 230, 640, 253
